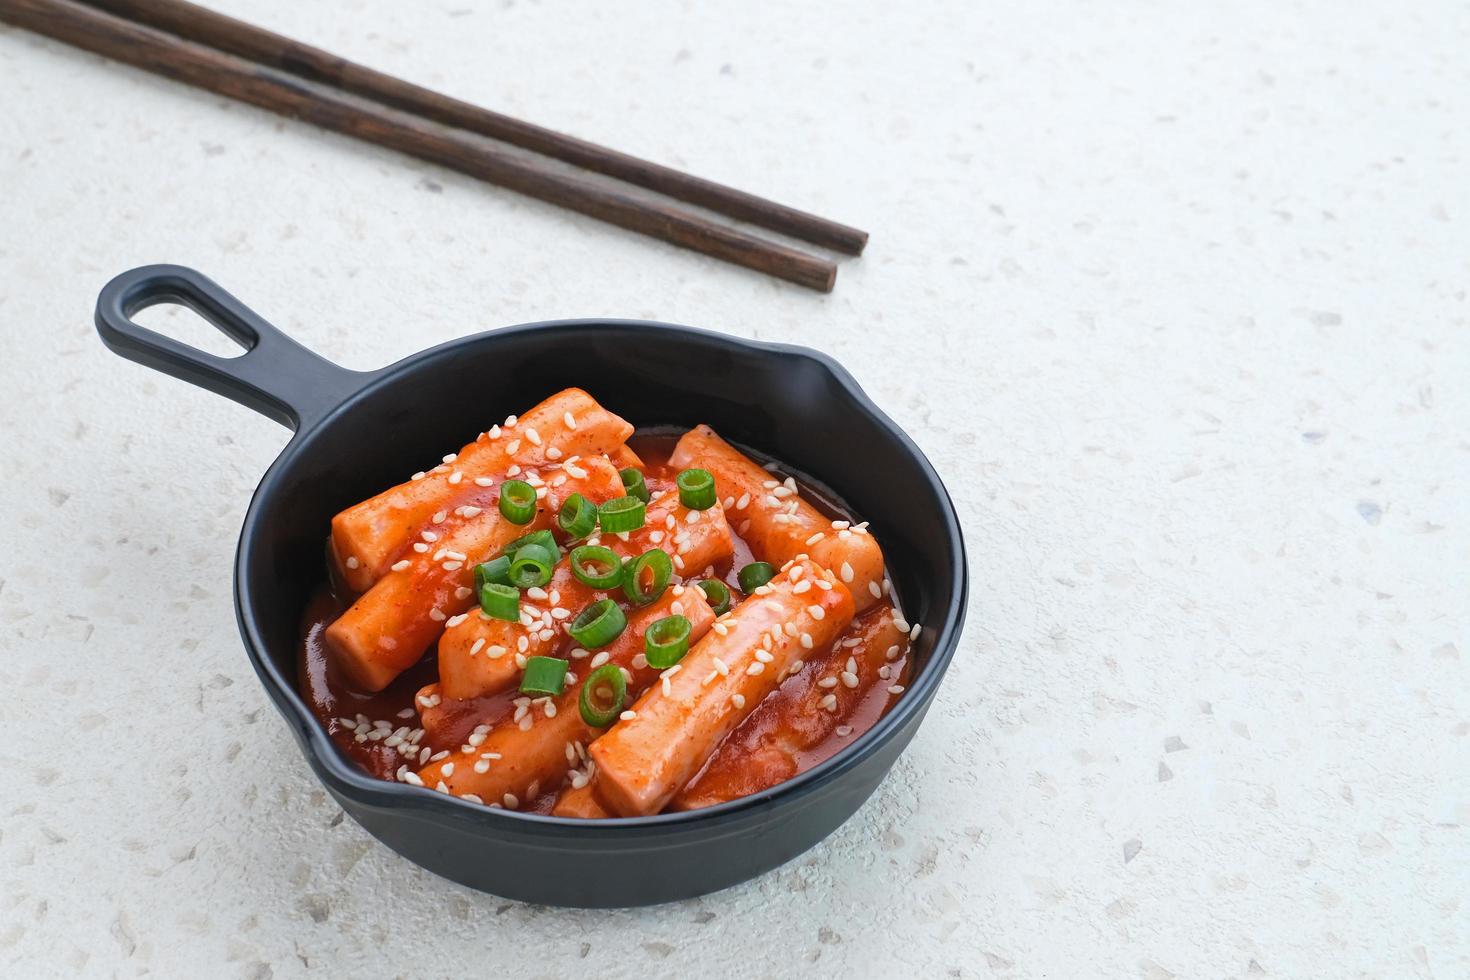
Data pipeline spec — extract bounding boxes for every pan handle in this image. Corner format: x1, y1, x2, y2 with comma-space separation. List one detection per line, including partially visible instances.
95, 264, 374, 432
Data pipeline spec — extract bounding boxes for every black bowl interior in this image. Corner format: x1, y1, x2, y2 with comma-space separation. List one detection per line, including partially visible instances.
240, 321, 964, 822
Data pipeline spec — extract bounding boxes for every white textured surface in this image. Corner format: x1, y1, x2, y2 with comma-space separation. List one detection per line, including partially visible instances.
2, 1, 1467, 976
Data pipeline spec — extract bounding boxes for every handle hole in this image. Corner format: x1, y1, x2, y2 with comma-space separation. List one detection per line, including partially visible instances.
133, 302, 249, 359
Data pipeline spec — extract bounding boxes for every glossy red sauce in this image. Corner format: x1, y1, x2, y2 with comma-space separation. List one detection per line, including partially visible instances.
297, 429, 912, 813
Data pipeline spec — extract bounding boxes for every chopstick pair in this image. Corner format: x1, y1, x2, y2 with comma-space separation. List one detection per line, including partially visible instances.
0, 0, 866, 291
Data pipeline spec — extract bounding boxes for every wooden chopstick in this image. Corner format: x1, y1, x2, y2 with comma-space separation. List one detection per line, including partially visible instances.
0, 0, 840, 291
81, 0, 869, 257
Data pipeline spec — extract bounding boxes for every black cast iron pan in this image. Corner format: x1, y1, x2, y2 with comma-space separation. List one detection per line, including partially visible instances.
94, 264, 967, 907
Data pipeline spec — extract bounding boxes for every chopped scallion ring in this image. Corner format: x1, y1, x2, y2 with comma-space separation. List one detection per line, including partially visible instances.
643, 614, 692, 669
556, 492, 598, 540
498, 480, 537, 525
567, 598, 627, 649
619, 467, 650, 503
696, 578, 732, 616
737, 561, 775, 593
519, 655, 570, 696
569, 545, 623, 590
503, 529, 558, 561
474, 555, 512, 591
599, 495, 646, 533
508, 542, 556, 588
579, 663, 627, 728
675, 468, 716, 510
478, 582, 521, 622
623, 548, 672, 605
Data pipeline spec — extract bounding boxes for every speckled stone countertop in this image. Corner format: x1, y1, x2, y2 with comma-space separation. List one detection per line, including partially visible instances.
2, 1, 1466, 977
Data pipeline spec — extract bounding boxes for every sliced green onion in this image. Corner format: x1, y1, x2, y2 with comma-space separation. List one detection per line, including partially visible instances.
598, 495, 646, 533
579, 663, 627, 727
498, 479, 537, 525
478, 582, 520, 622
503, 529, 558, 560
474, 555, 512, 591
569, 545, 623, 590
623, 548, 672, 605
697, 578, 732, 615
644, 614, 692, 669
556, 492, 598, 540
519, 655, 569, 696
568, 598, 627, 649
737, 561, 775, 593
675, 468, 716, 510
508, 542, 555, 588
620, 467, 650, 503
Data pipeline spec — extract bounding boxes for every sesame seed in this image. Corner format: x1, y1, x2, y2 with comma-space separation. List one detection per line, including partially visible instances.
807, 605, 825, 620
506, 440, 521, 454
800, 633, 814, 649
489, 425, 502, 438
805, 533, 825, 545
546, 447, 562, 460
401, 771, 425, 786
731, 694, 747, 709
441, 762, 455, 777
455, 586, 473, 600
819, 677, 838, 689
713, 657, 730, 676
504, 793, 519, 809
429, 608, 446, 622
564, 411, 577, 429
754, 650, 774, 664
412, 542, 430, 553
910, 624, 922, 640
888, 685, 905, 695
431, 510, 448, 524
713, 622, 728, 636
487, 645, 506, 659
446, 613, 468, 628
507, 464, 521, 477
515, 653, 527, 669
619, 710, 637, 721
820, 694, 838, 711
442, 560, 463, 571
461, 506, 483, 517
793, 580, 812, 594
846, 657, 858, 674
344, 556, 360, 569
836, 725, 853, 737
590, 652, 610, 668
840, 562, 854, 583
525, 427, 542, 446
475, 477, 494, 487
632, 653, 648, 669
448, 472, 463, 485
869, 581, 883, 599
736, 493, 750, 510
411, 472, 426, 481
474, 760, 491, 773
892, 617, 911, 633
746, 662, 765, 676
841, 671, 859, 688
